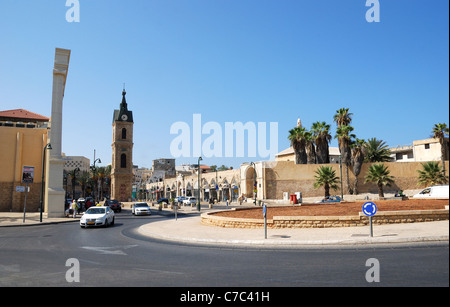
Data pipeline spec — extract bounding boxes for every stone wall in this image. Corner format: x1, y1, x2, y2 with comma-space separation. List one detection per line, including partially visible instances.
201, 209, 449, 229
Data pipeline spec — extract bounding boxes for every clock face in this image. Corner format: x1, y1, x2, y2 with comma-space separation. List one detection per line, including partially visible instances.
121, 114, 128, 121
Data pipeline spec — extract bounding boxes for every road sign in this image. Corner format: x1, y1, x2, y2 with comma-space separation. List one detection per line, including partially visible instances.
362, 201, 377, 217
362, 201, 377, 237
263, 204, 267, 218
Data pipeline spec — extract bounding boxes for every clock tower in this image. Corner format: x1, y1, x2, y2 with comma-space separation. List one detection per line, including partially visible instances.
111, 89, 134, 202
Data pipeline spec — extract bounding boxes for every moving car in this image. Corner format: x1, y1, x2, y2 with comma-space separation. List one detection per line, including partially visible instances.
413, 185, 449, 199
315, 196, 341, 203
105, 199, 122, 212
132, 202, 151, 215
80, 206, 115, 228
183, 197, 197, 205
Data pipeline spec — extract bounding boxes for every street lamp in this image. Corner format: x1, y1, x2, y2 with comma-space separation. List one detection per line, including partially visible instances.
40, 143, 52, 222
92, 157, 101, 204
197, 156, 202, 211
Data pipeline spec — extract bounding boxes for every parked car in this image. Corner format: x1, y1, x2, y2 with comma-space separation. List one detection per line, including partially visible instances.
105, 199, 122, 212
80, 206, 115, 228
413, 185, 449, 198
315, 196, 341, 203
157, 198, 169, 204
132, 202, 152, 215
183, 197, 197, 205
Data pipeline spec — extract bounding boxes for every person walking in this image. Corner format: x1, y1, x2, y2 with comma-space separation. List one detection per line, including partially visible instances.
71, 200, 79, 218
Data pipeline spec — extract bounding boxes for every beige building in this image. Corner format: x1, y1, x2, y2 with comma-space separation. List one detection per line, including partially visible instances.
390, 138, 449, 162
0, 109, 50, 212
111, 89, 134, 202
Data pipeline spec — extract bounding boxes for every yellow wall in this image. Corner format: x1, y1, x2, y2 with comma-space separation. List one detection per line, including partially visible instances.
0, 126, 48, 211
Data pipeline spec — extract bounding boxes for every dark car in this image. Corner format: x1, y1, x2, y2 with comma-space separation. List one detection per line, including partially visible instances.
105, 199, 122, 212
157, 198, 169, 204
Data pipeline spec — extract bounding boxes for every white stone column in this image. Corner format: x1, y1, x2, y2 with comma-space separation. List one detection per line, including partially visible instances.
45, 48, 71, 218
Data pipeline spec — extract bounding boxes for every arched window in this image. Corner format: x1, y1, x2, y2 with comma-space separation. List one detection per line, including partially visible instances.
122, 128, 126, 139
121, 154, 126, 168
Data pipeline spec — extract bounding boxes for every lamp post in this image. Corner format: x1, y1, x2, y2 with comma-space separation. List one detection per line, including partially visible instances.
197, 156, 202, 211
250, 162, 256, 205
40, 143, 52, 222
91, 157, 101, 204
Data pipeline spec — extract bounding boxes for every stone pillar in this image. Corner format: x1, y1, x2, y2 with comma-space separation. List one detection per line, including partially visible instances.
45, 48, 71, 218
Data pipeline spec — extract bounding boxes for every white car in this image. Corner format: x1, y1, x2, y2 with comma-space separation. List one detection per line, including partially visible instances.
132, 202, 152, 215
80, 206, 115, 228
183, 197, 197, 205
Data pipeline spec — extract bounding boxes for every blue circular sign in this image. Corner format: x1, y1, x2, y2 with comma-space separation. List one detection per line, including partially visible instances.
362, 202, 377, 217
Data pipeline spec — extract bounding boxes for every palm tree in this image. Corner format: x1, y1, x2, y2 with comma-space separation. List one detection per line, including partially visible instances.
333, 108, 353, 127
78, 171, 90, 198
431, 123, 449, 176
313, 166, 340, 198
351, 138, 366, 194
305, 131, 317, 164
417, 161, 448, 186
67, 168, 80, 199
364, 138, 391, 162
311, 121, 332, 163
97, 165, 111, 201
335, 124, 355, 194
288, 126, 308, 164
364, 163, 395, 198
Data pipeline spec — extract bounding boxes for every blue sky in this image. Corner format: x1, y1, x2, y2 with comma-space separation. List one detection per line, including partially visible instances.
1, 0, 448, 169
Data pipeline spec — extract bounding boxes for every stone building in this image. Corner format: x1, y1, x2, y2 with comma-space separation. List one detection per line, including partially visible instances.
0, 109, 50, 212
111, 89, 134, 202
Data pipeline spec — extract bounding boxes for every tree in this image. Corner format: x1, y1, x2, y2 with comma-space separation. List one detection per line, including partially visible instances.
364, 138, 391, 162
78, 171, 90, 198
417, 161, 448, 187
335, 124, 355, 194
351, 138, 366, 195
288, 126, 308, 164
333, 108, 353, 127
364, 163, 395, 198
431, 123, 449, 176
313, 166, 340, 198
305, 131, 317, 164
311, 121, 332, 163
67, 168, 80, 199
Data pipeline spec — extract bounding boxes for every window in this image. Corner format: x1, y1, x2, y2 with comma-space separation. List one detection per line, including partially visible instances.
122, 128, 126, 139
121, 154, 126, 168
396, 153, 403, 160
424, 144, 430, 149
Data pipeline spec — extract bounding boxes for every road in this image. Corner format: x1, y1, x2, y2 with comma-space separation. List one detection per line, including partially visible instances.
0, 210, 448, 289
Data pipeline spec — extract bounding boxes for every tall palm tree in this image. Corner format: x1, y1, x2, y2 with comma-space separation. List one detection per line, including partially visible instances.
364, 138, 391, 162
78, 171, 90, 198
311, 121, 332, 164
313, 166, 340, 198
431, 123, 449, 176
333, 108, 353, 127
67, 168, 80, 199
97, 165, 111, 201
305, 131, 317, 164
335, 124, 355, 194
351, 138, 366, 195
288, 126, 308, 164
364, 163, 395, 198
417, 161, 448, 186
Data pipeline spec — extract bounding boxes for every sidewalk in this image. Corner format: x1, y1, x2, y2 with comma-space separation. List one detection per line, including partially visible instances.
1, 205, 448, 248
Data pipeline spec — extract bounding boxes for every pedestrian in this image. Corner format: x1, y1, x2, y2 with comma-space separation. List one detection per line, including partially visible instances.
70, 200, 79, 218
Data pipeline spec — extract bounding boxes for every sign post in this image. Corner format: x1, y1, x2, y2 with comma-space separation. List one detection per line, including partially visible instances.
362, 201, 377, 237
263, 203, 267, 239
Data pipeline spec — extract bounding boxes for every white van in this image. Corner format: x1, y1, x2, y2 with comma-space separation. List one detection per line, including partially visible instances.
413, 185, 449, 199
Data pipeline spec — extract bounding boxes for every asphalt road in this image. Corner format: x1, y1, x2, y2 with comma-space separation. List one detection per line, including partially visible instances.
0, 210, 448, 289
